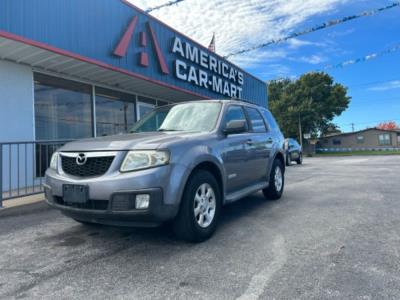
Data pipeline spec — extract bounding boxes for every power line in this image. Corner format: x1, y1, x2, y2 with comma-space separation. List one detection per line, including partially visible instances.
323, 43, 400, 70
146, 0, 185, 13
347, 78, 400, 88
267, 42, 400, 82
224, 2, 400, 58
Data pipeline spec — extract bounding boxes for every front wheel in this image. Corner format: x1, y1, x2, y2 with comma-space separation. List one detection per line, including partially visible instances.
263, 159, 284, 200
173, 170, 221, 243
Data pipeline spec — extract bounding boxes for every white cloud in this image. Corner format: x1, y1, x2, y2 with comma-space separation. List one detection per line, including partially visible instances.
368, 80, 400, 91
297, 54, 327, 64
130, 0, 349, 69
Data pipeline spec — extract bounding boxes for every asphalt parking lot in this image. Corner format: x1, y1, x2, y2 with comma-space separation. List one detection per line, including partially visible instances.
0, 155, 399, 299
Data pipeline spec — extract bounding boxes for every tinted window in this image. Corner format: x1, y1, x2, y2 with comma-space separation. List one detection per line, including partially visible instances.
378, 133, 391, 145
333, 139, 341, 145
261, 109, 280, 132
34, 73, 93, 140
223, 105, 247, 127
95, 87, 136, 137
244, 107, 266, 133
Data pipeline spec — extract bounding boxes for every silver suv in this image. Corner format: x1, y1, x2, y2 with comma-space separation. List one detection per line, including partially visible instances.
45, 100, 285, 242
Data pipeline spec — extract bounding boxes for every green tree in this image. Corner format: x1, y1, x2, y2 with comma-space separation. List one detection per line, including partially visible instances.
268, 72, 350, 140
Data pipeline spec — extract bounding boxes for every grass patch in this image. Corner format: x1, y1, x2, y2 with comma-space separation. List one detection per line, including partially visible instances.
315, 150, 400, 156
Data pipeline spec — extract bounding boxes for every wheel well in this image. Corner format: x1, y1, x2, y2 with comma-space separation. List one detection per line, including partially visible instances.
189, 161, 223, 197
275, 152, 285, 172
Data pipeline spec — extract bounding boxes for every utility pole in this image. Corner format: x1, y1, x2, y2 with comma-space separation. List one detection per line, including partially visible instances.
298, 114, 303, 147
351, 123, 355, 132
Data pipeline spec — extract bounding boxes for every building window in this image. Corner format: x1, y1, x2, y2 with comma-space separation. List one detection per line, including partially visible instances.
333, 138, 341, 145
356, 135, 364, 144
95, 87, 136, 136
34, 73, 93, 140
378, 133, 391, 146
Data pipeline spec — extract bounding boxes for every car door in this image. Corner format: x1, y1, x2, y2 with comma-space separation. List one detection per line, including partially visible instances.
221, 105, 253, 193
243, 106, 271, 183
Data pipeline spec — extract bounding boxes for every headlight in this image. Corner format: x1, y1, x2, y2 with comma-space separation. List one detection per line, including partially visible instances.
120, 150, 170, 172
50, 152, 59, 170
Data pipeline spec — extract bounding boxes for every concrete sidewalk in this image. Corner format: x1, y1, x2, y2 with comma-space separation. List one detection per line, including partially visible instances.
1, 193, 44, 209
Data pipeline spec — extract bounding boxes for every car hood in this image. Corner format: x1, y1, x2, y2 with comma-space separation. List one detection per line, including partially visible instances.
59, 132, 200, 152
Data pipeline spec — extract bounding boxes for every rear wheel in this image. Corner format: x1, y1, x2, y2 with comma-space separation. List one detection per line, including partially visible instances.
173, 170, 221, 242
263, 159, 284, 200
296, 153, 303, 165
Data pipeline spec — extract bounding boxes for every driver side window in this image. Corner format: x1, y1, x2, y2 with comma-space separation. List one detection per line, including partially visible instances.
223, 105, 248, 130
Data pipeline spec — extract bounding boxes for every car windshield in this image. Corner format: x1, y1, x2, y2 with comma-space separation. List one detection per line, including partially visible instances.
130, 102, 222, 133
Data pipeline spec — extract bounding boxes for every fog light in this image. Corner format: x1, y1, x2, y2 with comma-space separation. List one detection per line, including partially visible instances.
135, 194, 150, 209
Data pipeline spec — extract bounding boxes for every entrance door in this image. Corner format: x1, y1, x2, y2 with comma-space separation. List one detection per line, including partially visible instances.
137, 102, 155, 120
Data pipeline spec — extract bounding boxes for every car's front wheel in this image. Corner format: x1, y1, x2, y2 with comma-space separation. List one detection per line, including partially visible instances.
263, 159, 284, 200
173, 170, 221, 242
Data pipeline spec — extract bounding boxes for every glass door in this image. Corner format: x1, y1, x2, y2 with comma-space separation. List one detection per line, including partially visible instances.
137, 102, 155, 120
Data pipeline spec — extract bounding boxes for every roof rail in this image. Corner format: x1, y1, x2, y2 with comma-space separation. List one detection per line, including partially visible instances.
229, 98, 261, 107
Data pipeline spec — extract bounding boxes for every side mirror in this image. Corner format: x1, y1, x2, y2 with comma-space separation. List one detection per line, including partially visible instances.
223, 120, 247, 135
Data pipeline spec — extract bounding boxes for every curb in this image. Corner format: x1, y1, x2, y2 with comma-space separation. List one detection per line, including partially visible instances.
0, 194, 50, 217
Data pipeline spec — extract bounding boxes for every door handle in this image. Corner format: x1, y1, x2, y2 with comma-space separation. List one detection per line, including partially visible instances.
245, 139, 253, 145
266, 138, 273, 144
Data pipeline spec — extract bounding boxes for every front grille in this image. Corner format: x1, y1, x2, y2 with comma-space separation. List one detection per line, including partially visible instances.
54, 196, 108, 210
61, 155, 114, 177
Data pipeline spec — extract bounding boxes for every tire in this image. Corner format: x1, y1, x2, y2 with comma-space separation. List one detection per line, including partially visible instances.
173, 170, 221, 243
263, 159, 284, 200
296, 153, 303, 165
286, 153, 290, 166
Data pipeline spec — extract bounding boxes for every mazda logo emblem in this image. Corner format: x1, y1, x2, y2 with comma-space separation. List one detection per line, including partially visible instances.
76, 153, 87, 166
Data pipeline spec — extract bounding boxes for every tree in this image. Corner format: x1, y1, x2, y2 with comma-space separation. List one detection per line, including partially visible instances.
376, 121, 399, 130
268, 72, 350, 140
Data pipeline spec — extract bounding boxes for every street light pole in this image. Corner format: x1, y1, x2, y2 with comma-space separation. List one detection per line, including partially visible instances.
298, 114, 303, 147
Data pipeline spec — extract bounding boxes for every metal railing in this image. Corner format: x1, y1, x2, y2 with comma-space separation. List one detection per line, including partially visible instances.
0, 140, 71, 207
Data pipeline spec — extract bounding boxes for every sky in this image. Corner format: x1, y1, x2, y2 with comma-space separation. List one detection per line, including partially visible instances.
130, 0, 400, 132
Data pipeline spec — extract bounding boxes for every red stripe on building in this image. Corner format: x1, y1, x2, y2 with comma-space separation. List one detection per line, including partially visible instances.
139, 52, 149, 67
139, 32, 146, 47
146, 22, 169, 75
113, 16, 138, 57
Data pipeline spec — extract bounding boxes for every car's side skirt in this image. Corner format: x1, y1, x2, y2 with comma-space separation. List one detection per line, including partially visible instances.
224, 181, 269, 204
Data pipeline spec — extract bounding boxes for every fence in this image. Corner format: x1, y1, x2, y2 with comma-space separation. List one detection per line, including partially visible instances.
316, 147, 400, 153
0, 140, 71, 207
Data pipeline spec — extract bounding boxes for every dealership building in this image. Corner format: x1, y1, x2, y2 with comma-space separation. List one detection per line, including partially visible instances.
0, 0, 267, 143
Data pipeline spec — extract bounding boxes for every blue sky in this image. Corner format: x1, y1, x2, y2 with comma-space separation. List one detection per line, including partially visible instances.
133, 0, 400, 132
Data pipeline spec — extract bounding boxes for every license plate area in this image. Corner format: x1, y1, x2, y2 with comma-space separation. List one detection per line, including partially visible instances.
63, 184, 88, 204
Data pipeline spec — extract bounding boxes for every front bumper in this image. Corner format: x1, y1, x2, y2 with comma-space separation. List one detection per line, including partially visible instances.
44, 164, 181, 226
45, 186, 175, 226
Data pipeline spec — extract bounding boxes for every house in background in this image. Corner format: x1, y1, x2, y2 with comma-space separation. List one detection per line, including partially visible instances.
318, 128, 400, 152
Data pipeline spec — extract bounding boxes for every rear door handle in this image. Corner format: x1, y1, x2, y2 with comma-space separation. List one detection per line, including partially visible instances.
245, 139, 253, 145
266, 138, 273, 144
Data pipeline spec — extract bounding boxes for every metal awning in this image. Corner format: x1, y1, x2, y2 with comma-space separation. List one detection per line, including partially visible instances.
0, 35, 205, 102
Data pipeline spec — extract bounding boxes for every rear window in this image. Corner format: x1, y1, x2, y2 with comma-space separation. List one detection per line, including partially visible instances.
261, 109, 281, 132
244, 107, 267, 133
